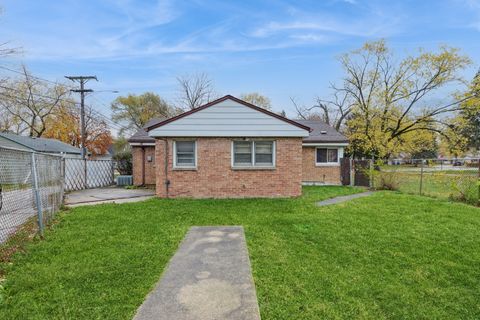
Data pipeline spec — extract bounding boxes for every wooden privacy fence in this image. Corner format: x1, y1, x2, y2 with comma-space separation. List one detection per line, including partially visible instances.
340, 158, 351, 186
64, 158, 114, 191
353, 160, 372, 187
340, 158, 373, 187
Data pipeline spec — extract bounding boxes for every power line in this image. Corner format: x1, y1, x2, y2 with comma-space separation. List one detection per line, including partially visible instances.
65, 75, 97, 160
0, 66, 119, 96
87, 95, 137, 134
0, 65, 76, 89
0, 89, 124, 131
0, 66, 124, 128
0, 83, 131, 133
0, 67, 150, 135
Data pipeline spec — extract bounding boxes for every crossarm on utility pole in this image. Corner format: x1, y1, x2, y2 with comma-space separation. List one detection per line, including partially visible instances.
65, 76, 97, 160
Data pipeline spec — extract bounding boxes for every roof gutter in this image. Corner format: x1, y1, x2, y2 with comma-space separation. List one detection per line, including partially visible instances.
129, 142, 156, 146
302, 142, 349, 147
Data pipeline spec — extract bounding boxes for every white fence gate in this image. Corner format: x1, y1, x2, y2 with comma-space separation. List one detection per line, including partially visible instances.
64, 158, 114, 191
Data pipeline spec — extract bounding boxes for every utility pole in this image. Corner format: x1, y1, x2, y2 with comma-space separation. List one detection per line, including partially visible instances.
65, 76, 97, 159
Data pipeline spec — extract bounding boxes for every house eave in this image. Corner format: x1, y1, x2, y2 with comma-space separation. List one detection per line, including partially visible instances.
148, 132, 310, 138
302, 142, 349, 147
130, 142, 156, 146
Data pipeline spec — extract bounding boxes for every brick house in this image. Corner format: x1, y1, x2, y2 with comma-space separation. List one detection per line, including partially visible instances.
128, 95, 348, 198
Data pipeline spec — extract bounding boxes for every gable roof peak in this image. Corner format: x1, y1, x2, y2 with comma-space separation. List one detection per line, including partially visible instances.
146, 94, 311, 132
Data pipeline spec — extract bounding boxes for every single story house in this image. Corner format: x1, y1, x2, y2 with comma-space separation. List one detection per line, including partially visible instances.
128, 95, 348, 198
0, 132, 82, 157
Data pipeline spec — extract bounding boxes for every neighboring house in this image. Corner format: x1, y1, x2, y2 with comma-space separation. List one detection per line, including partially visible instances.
0, 132, 82, 158
128, 118, 165, 186
91, 146, 113, 160
128, 95, 348, 198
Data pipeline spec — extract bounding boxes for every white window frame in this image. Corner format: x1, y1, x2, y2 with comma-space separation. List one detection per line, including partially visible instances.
231, 140, 276, 169
315, 147, 340, 166
173, 140, 197, 169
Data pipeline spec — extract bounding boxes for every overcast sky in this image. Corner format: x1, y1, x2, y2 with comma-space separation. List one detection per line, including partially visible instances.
0, 0, 479, 118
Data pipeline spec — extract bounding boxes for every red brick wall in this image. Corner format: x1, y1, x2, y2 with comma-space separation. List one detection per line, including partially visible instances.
302, 147, 341, 185
154, 138, 303, 198
132, 146, 156, 186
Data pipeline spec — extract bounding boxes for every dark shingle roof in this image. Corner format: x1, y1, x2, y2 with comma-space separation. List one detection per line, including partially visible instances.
128, 128, 153, 143
127, 118, 165, 143
128, 117, 348, 144
295, 120, 348, 143
0, 132, 82, 154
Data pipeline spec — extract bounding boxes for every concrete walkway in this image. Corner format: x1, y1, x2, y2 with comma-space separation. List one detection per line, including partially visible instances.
134, 226, 261, 320
65, 186, 155, 207
316, 191, 374, 207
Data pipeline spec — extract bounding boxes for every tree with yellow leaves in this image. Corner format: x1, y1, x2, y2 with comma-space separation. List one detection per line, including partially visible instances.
43, 105, 112, 157
111, 92, 181, 136
439, 69, 480, 157
240, 92, 272, 110
324, 40, 471, 159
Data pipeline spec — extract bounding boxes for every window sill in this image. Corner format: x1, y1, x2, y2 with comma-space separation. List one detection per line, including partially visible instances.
172, 167, 197, 171
315, 163, 340, 167
231, 166, 276, 171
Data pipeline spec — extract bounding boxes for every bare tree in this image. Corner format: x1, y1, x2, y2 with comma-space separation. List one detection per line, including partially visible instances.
176, 73, 215, 110
292, 91, 353, 131
291, 97, 318, 120
0, 6, 21, 60
240, 92, 272, 110
0, 9, 24, 132
0, 65, 70, 137
0, 42, 20, 58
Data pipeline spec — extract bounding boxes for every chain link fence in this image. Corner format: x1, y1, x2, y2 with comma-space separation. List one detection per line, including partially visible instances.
0, 146, 115, 250
0, 146, 64, 247
373, 158, 480, 205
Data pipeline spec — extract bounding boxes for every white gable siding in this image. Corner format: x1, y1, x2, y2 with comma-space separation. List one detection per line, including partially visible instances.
149, 99, 309, 137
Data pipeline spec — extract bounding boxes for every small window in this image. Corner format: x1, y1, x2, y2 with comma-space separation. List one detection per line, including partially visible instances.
233, 141, 275, 167
174, 141, 196, 168
317, 148, 328, 163
233, 141, 253, 166
254, 141, 274, 166
316, 148, 338, 164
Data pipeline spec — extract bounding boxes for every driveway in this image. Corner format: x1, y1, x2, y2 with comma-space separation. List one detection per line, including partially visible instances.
65, 186, 155, 207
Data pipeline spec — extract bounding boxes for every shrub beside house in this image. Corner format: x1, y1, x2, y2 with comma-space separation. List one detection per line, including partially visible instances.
128, 95, 348, 198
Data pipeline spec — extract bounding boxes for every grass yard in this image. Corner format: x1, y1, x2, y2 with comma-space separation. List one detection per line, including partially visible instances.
1, 186, 480, 319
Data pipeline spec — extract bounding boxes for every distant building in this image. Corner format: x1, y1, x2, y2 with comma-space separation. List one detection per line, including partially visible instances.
0, 132, 82, 158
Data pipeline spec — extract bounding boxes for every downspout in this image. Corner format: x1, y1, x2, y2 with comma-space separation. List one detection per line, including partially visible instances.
141, 146, 146, 186
163, 138, 170, 198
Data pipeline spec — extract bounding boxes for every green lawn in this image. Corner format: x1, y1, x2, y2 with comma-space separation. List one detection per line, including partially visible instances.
1, 186, 480, 319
